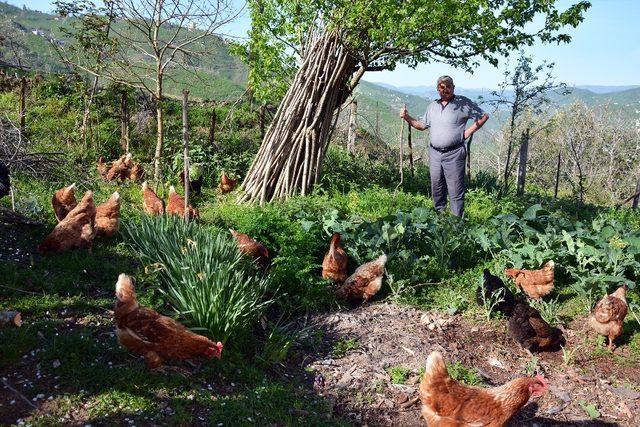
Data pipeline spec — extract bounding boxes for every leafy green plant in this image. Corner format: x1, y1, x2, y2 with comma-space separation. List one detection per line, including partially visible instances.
387, 365, 410, 384
331, 338, 359, 359
578, 401, 601, 419
561, 345, 580, 366
447, 362, 482, 386
524, 355, 539, 376
530, 297, 562, 326
477, 280, 507, 321
124, 215, 274, 344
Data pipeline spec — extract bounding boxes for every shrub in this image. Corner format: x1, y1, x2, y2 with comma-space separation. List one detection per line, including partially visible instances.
124, 215, 274, 344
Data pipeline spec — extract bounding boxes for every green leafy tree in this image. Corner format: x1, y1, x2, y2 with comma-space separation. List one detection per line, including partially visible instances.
486, 51, 567, 194
239, 0, 591, 204
56, 0, 240, 181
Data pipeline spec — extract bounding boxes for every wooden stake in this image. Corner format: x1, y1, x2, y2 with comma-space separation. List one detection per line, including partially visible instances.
182, 89, 189, 221
348, 98, 357, 154
19, 76, 26, 141
554, 152, 561, 199
466, 134, 473, 182
633, 175, 640, 210
209, 103, 217, 149
516, 128, 529, 196
407, 123, 414, 177
396, 111, 405, 191
120, 91, 129, 152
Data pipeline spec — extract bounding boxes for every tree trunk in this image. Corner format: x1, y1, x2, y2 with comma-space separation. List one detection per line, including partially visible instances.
516, 128, 529, 196
240, 31, 355, 204
259, 104, 266, 139
182, 89, 190, 221
554, 152, 561, 198
347, 98, 357, 154
120, 91, 129, 152
153, 75, 164, 181
81, 76, 99, 149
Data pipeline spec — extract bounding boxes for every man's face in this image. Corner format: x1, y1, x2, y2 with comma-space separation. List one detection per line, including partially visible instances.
437, 81, 454, 101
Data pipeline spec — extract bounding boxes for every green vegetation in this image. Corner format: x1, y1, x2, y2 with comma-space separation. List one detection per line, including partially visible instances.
447, 362, 483, 386
387, 365, 411, 385
331, 338, 360, 359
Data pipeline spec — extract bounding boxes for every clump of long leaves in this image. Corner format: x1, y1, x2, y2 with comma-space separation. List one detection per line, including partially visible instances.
124, 215, 273, 344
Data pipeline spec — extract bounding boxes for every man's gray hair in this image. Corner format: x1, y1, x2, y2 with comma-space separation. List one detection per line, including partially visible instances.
437, 75, 454, 86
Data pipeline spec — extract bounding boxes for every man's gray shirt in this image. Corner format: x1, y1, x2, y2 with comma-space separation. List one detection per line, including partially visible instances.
422, 95, 485, 149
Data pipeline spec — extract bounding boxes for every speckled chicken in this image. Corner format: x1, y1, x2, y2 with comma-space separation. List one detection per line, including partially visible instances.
38, 191, 96, 253
230, 229, 270, 269
52, 183, 77, 222
322, 233, 349, 283
141, 181, 164, 215
505, 260, 554, 299
508, 302, 564, 352
95, 191, 121, 238
589, 285, 628, 351
477, 269, 516, 316
420, 351, 549, 426
166, 185, 199, 219
114, 273, 223, 369
218, 172, 237, 194
336, 254, 387, 303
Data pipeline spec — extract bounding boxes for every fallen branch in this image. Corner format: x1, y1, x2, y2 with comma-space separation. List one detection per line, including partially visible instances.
1, 378, 37, 410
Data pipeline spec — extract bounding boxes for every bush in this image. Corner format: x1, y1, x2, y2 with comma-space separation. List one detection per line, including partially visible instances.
124, 215, 274, 344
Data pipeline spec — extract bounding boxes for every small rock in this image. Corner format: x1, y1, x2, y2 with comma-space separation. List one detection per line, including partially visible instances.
52, 360, 61, 369
394, 392, 409, 405
611, 386, 640, 400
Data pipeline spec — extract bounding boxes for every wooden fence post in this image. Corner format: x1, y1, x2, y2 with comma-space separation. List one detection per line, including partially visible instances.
516, 128, 530, 196
182, 89, 190, 221
120, 91, 129, 152
208, 103, 217, 149
407, 123, 414, 177
554, 152, 561, 199
19, 77, 26, 142
347, 99, 357, 154
633, 176, 640, 209
466, 134, 473, 182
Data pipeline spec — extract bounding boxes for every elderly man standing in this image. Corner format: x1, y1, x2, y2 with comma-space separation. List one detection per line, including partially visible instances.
400, 76, 489, 217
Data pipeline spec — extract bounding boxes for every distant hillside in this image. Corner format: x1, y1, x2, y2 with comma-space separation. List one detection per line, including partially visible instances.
0, 1, 247, 100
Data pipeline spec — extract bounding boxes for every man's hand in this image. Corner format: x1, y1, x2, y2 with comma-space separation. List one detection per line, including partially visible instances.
400, 104, 408, 120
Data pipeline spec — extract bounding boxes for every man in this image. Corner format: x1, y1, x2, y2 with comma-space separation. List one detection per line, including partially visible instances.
400, 76, 489, 217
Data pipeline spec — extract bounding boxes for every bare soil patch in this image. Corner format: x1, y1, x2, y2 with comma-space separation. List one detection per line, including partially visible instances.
295, 302, 640, 426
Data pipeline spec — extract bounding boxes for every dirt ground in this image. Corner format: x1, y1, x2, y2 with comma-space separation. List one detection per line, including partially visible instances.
295, 302, 640, 426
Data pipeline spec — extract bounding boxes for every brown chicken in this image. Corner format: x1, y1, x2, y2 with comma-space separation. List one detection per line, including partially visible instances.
218, 172, 237, 194
97, 156, 109, 180
420, 351, 548, 427
141, 181, 164, 215
336, 254, 387, 303
106, 153, 132, 181
38, 191, 96, 253
589, 284, 628, 351
166, 185, 199, 219
322, 233, 348, 283
508, 302, 564, 352
114, 273, 223, 369
505, 260, 554, 299
129, 163, 145, 182
95, 191, 121, 238
230, 229, 270, 269
52, 183, 77, 222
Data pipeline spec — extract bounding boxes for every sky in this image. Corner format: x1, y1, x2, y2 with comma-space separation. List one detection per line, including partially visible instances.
6, 0, 640, 89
